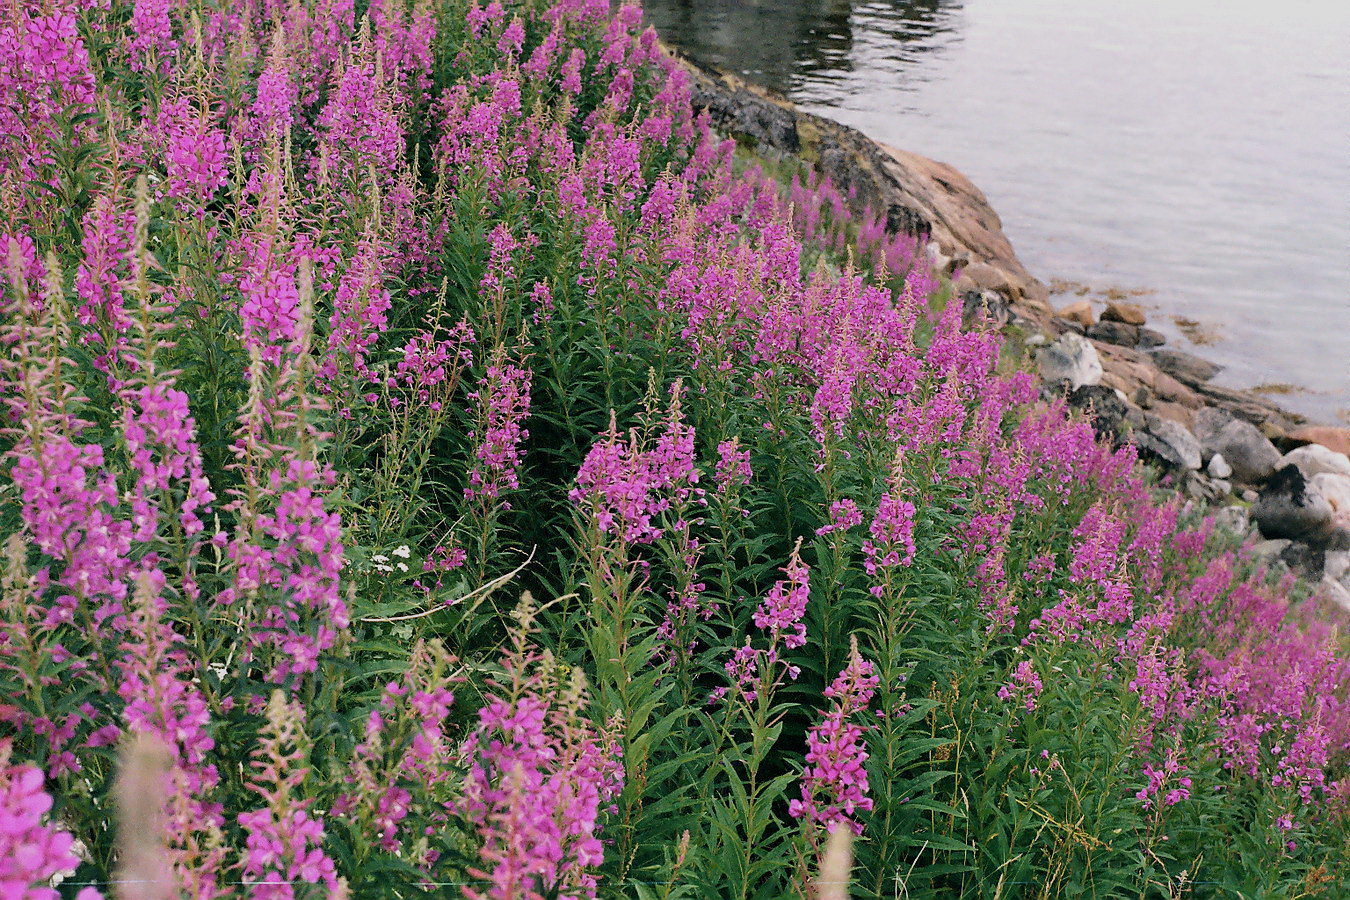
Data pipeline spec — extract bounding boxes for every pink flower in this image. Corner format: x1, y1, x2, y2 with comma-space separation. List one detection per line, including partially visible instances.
0, 742, 83, 900
789, 642, 879, 835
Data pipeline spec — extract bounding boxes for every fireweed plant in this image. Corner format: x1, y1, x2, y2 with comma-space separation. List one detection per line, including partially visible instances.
0, 1, 1347, 897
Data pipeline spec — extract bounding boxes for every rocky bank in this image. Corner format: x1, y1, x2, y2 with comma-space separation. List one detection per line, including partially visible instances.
668, 48, 1350, 609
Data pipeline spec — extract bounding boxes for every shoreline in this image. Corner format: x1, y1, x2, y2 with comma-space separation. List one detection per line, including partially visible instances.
667, 46, 1350, 603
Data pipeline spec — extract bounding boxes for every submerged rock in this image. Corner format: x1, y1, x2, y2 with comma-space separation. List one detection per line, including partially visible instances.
1037, 332, 1102, 390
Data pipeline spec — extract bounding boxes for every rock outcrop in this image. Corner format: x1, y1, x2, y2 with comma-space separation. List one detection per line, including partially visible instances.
675, 54, 1050, 311
670, 45, 1350, 598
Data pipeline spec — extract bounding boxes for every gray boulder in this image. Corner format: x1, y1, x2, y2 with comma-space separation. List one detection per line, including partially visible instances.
1279, 541, 1326, 580
1201, 418, 1281, 484
1067, 384, 1129, 440
1037, 332, 1102, 390
1131, 414, 1202, 471
1252, 465, 1335, 544
961, 290, 1010, 329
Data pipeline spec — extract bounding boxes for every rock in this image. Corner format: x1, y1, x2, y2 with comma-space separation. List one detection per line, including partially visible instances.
1152, 372, 1202, 409
1191, 381, 1294, 429
1252, 465, 1335, 544
1057, 300, 1093, 328
1242, 488, 1259, 503
1326, 550, 1350, 583
1102, 301, 1147, 325
1280, 541, 1325, 579
1192, 407, 1236, 445
1289, 426, 1350, 457
1149, 349, 1222, 387
1311, 472, 1350, 513
1250, 538, 1292, 563
1137, 327, 1166, 349
1279, 444, 1350, 479
1147, 401, 1196, 430
1179, 470, 1227, 502
1320, 578, 1350, 614
1200, 418, 1281, 485
1207, 454, 1233, 479
1132, 414, 1202, 471
1067, 384, 1129, 440
1037, 332, 1102, 390
1086, 320, 1139, 347
675, 57, 1053, 312
879, 144, 1051, 309
962, 290, 1010, 329
1214, 504, 1249, 534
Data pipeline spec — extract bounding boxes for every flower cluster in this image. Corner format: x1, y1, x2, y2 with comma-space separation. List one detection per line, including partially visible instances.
789, 641, 879, 835
458, 645, 623, 900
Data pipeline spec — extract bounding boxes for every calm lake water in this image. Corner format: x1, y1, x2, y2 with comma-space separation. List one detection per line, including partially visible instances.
642, 0, 1350, 422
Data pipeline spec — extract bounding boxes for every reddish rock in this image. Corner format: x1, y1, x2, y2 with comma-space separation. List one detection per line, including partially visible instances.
1290, 426, 1350, 458
1148, 401, 1196, 430
1057, 300, 1093, 328
1153, 372, 1202, 409
1102, 301, 1147, 325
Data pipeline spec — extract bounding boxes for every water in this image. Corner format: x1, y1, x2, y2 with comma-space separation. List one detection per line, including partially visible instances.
642, 0, 1350, 422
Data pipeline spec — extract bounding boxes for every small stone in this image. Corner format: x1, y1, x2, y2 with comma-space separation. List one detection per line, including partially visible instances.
1280, 444, 1350, 479
1242, 489, 1259, 503
1149, 349, 1222, 386
1037, 332, 1102, 390
1057, 300, 1093, 328
1086, 320, 1140, 347
1101, 301, 1147, 325
1207, 453, 1233, 479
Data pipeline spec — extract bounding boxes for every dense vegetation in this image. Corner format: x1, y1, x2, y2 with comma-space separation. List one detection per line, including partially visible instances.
2, 1, 1348, 896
